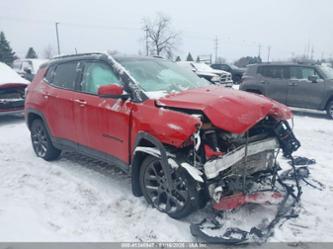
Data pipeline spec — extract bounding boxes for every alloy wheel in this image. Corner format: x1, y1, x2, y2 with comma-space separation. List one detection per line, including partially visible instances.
143, 160, 189, 214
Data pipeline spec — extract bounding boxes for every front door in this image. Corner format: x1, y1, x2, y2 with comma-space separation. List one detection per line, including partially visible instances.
286, 66, 325, 109
74, 60, 131, 164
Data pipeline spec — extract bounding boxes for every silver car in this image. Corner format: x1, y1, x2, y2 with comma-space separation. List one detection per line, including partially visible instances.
239, 63, 333, 119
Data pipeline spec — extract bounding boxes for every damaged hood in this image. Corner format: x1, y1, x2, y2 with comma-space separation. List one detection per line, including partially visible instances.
156, 86, 292, 134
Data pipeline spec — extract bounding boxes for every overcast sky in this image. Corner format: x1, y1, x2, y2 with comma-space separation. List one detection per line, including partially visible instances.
0, 0, 332, 62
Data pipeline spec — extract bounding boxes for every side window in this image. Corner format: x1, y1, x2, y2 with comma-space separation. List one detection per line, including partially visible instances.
45, 65, 56, 82
52, 61, 78, 89
80, 61, 122, 94
289, 66, 320, 80
258, 66, 284, 79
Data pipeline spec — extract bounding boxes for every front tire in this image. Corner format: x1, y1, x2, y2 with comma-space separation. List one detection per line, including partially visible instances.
139, 155, 199, 219
326, 100, 333, 119
30, 119, 61, 161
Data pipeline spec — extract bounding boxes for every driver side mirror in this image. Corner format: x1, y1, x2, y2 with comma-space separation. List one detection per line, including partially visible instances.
308, 75, 318, 83
98, 84, 130, 100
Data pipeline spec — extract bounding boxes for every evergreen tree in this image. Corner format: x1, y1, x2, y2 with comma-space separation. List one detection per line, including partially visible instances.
0, 31, 16, 66
196, 56, 201, 63
26, 47, 38, 59
186, 52, 194, 61
175, 56, 181, 62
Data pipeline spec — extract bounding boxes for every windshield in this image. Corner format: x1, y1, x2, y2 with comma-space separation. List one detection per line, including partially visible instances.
117, 58, 210, 96
319, 65, 333, 79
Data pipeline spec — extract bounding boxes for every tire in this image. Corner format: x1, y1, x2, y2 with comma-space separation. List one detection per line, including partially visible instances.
139, 155, 199, 219
30, 119, 61, 161
326, 100, 333, 119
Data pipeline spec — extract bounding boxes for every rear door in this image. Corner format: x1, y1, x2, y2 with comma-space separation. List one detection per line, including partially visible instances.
257, 65, 288, 104
45, 61, 79, 144
286, 66, 325, 109
74, 60, 131, 164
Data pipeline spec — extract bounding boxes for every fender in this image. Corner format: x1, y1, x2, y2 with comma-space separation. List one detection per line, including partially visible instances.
131, 131, 174, 197
26, 108, 52, 135
320, 91, 333, 110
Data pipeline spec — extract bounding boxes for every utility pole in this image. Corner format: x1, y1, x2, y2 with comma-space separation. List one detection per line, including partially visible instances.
267, 46, 271, 62
214, 36, 218, 63
55, 22, 61, 55
145, 25, 149, 56
258, 44, 262, 58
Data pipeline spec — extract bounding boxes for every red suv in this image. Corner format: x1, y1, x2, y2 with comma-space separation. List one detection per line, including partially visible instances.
25, 52, 300, 219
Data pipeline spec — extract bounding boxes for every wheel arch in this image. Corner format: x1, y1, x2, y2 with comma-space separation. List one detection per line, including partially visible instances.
26, 109, 52, 136
325, 95, 333, 109
131, 131, 170, 197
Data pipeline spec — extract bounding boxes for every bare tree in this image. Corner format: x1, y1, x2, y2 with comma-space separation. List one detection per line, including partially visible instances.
43, 45, 54, 59
143, 13, 180, 58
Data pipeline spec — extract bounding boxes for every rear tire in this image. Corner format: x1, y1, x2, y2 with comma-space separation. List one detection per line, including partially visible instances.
30, 119, 61, 161
139, 155, 199, 219
326, 100, 333, 119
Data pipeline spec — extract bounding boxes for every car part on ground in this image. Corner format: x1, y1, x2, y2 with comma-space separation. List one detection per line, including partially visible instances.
190, 156, 316, 244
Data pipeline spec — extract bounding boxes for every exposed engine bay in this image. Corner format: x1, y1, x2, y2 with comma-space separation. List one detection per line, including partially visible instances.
165, 113, 304, 244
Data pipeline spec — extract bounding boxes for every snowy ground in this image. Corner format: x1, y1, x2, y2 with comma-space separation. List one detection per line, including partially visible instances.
0, 109, 333, 242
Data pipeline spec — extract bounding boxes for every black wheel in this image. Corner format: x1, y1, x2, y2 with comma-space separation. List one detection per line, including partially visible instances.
326, 100, 333, 119
30, 119, 61, 161
139, 156, 199, 219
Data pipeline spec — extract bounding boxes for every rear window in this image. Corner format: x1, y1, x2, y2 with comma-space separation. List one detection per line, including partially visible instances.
257, 66, 285, 79
51, 61, 78, 89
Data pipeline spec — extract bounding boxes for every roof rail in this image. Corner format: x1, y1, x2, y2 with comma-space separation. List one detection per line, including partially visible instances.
52, 52, 105, 60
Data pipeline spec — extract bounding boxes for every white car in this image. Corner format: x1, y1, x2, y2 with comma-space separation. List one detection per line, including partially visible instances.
13, 59, 47, 81
177, 61, 233, 85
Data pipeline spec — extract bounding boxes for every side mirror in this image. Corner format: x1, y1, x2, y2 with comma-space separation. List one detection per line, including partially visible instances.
308, 75, 318, 83
98, 84, 130, 100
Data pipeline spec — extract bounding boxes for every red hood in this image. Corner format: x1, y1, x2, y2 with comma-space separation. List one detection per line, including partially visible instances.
156, 86, 292, 134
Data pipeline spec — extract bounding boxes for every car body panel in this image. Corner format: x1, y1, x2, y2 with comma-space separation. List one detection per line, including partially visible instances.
157, 85, 292, 134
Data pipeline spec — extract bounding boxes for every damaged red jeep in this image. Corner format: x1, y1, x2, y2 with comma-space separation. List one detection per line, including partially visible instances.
25, 52, 300, 219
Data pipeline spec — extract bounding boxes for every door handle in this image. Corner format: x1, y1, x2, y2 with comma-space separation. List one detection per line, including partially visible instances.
288, 82, 298, 86
260, 80, 266, 84
74, 99, 87, 107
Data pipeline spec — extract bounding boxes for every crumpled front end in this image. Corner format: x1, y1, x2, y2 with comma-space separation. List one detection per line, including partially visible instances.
168, 113, 300, 212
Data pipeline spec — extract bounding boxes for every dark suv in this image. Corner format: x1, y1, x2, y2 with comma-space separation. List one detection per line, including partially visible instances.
240, 63, 333, 119
25, 52, 299, 219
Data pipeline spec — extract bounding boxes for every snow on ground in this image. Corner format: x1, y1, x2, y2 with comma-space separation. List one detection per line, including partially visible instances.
0, 110, 333, 242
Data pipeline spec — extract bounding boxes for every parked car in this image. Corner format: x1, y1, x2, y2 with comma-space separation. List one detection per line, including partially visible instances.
239, 63, 333, 119
13, 59, 47, 81
25, 52, 299, 219
0, 62, 29, 115
210, 63, 245, 83
177, 61, 232, 85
